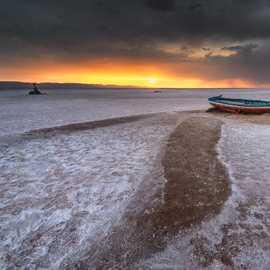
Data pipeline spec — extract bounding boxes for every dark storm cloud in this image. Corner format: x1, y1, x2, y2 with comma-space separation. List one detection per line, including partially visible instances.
1, 0, 270, 52
1, 0, 270, 83
202, 42, 270, 83
144, 0, 176, 11
222, 44, 259, 56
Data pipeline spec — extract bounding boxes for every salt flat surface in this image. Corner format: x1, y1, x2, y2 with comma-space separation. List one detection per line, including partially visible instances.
1, 88, 270, 136
139, 122, 270, 269
218, 123, 270, 267
2, 88, 270, 269
0, 115, 176, 269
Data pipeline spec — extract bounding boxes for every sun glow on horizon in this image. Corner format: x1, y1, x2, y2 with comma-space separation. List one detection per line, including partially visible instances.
0, 60, 267, 88
146, 77, 158, 85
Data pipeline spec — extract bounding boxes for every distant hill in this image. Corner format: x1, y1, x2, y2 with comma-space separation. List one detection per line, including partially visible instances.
0, 81, 143, 90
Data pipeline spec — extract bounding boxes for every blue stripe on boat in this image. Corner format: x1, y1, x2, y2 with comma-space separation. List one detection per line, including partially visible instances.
208, 95, 270, 108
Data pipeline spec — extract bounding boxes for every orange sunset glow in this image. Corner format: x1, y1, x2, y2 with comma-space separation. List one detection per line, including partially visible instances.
0, 60, 260, 88
1, 1, 270, 89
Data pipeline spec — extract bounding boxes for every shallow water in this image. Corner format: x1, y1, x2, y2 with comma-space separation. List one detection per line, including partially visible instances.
1, 88, 270, 136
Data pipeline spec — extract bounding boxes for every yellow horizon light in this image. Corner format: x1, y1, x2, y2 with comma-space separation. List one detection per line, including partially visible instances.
1, 60, 267, 88
146, 77, 158, 85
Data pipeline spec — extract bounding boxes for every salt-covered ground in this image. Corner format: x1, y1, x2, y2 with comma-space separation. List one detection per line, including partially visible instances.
138, 122, 270, 269
1, 88, 270, 136
2, 114, 270, 269
0, 113, 181, 269
219, 123, 270, 267
1, 89, 270, 269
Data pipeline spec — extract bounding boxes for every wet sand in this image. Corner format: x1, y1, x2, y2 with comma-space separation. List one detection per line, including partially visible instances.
159, 117, 230, 230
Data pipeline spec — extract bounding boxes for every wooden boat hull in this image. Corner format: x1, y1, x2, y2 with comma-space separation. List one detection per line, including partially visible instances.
208, 95, 270, 114
209, 101, 270, 114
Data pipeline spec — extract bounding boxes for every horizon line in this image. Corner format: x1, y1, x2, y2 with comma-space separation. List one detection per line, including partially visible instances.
0, 81, 269, 90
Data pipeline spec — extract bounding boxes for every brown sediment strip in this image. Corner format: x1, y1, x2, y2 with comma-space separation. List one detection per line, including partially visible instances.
127, 117, 231, 262
0, 111, 203, 145
0, 114, 156, 146
24, 114, 154, 137
26, 110, 203, 138
62, 116, 231, 270
152, 117, 230, 232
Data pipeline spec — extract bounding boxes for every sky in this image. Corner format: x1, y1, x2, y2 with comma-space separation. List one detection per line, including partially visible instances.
1, 0, 270, 88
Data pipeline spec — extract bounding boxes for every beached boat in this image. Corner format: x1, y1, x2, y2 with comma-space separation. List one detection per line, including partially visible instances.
208, 95, 270, 114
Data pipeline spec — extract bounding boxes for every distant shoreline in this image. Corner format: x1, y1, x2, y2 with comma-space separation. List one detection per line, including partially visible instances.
0, 81, 269, 91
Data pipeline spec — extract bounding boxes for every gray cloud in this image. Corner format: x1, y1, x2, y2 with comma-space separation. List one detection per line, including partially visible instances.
144, 0, 176, 11
201, 42, 270, 83
222, 44, 258, 55
1, 0, 270, 84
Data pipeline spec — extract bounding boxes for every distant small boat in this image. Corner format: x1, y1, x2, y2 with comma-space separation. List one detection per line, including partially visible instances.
28, 83, 43, 95
208, 95, 270, 114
